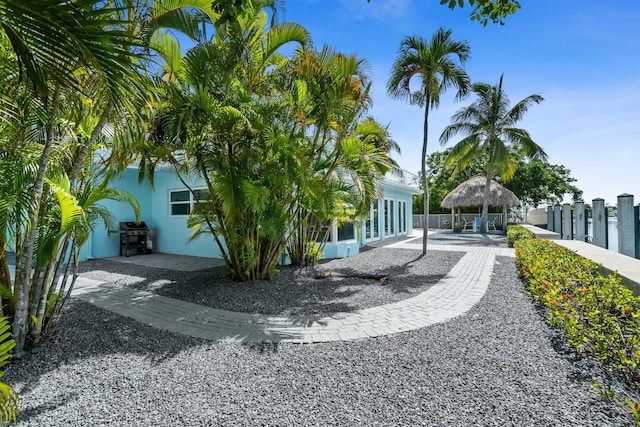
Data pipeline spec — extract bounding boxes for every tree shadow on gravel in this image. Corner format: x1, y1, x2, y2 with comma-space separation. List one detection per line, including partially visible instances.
4, 299, 215, 425
427, 232, 507, 247
78, 249, 463, 316
14, 394, 78, 424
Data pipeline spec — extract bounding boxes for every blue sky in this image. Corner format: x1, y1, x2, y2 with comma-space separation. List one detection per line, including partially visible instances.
281, 0, 640, 206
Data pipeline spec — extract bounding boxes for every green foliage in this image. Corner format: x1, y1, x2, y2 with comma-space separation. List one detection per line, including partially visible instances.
419, 147, 486, 213
440, 74, 545, 232
421, 146, 582, 212
153, 6, 394, 280
626, 398, 640, 424
506, 157, 583, 205
0, 0, 185, 354
515, 239, 640, 383
440, 0, 521, 25
303, 242, 323, 266
0, 317, 18, 425
506, 224, 534, 247
366, 0, 521, 25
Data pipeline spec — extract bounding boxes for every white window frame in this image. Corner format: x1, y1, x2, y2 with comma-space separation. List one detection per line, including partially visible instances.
399, 200, 407, 235
169, 188, 206, 216
384, 198, 395, 237
336, 221, 357, 242
365, 200, 380, 241
335, 204, 358, 243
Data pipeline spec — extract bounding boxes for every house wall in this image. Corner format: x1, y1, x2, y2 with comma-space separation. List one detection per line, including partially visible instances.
357, 183, 418, 247
84, 169, 152, 260
81, 168, 419, 262
83, 168, 222, 261
147, 170, 222, 258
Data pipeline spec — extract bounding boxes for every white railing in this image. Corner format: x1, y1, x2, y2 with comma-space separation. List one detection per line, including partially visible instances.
412, 213, 507, 229
385, 169, 419, 187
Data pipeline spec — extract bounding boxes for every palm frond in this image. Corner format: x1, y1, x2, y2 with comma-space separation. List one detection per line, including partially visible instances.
0, 316, 18, 426
45, 176, 85, 234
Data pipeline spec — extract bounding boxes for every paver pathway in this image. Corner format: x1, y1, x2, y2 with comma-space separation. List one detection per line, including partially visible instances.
73, 242, 514, 343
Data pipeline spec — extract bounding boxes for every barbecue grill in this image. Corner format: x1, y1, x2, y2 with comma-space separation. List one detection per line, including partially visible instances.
119, 221, 148, 257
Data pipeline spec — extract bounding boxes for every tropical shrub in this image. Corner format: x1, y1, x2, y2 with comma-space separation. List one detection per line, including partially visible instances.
303, 242, 323, 266
506, 224, 535, 247
151, 8, 396, 280
0, 0, 218, 354
514, 238, 640, 383
0, 317, 18, 425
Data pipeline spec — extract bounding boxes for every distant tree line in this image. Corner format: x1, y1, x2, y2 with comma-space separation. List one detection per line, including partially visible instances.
413, 148, 582, 214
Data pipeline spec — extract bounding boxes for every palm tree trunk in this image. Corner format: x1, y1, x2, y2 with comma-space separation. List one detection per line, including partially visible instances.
13, 86, 61, 355
481, 169, 492, 233
68, 102, 113, 184
33, 232, 71, 339
421, 101, 430, 255
0, 256, 11, 318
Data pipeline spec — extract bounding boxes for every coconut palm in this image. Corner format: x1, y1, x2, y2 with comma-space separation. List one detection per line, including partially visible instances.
387, 28, 470, 254
439, 74, 547, 232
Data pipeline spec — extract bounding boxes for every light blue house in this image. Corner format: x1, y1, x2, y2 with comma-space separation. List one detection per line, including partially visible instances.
82, 167, 420, 262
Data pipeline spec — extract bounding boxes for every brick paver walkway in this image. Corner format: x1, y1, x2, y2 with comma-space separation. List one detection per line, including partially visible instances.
73, 243, 514, 343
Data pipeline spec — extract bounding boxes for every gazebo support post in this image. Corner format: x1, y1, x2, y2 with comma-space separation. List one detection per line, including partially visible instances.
502, 205, 507, 234
451, 210, 454, 230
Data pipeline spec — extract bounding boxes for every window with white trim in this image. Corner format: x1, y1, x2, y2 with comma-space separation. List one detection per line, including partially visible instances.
337, 222, 356, 241
399, 200, 407, 234
384, 198, 395, 237
170, 188, 207, 216
336, 204, 357, 242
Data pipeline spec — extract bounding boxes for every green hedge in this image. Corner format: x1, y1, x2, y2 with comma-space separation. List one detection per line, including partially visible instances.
514, 238, 640, 383
506, 224, 535, 247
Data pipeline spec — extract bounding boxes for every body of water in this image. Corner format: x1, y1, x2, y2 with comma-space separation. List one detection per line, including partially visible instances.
587, 218, 619, 253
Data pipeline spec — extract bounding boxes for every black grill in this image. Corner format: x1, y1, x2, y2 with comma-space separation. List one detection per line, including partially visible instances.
119, 221, 148, 257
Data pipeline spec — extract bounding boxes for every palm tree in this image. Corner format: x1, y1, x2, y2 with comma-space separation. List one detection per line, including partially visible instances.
0, 0, 218, 353
151, 2, 309, 280
281, 46, 395, 266
439, 74, 547, 232
387, 28, 470, 254
0, 0, 146, 354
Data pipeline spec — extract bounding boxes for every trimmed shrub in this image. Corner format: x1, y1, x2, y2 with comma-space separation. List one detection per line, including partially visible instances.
506, 224, 535, 247
514, 238, 640, 383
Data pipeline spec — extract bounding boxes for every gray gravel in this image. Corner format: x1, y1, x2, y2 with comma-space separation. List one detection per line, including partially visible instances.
79, 248, 464, 315
5, 250, 638, 426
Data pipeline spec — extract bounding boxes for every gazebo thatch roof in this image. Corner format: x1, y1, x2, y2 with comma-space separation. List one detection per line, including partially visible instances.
441, 175, 520, 209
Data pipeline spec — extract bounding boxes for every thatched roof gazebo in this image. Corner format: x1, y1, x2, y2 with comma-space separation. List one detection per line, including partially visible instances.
441, 175, 520, 232
442, 175, 520, 209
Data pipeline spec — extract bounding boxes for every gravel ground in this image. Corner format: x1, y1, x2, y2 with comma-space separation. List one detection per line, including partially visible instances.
5, 250, 638, 426
78, 248, 464, 315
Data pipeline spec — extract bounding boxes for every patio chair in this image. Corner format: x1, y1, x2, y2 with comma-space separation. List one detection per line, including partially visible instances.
463, 218, 474, 230
487, 218, 497, 231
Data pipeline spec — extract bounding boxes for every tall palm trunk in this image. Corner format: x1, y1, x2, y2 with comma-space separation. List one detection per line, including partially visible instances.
12, 87, 61, 355
68, 103, 113, 184
481, 167, 492, 233
421, 98, 430, 255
